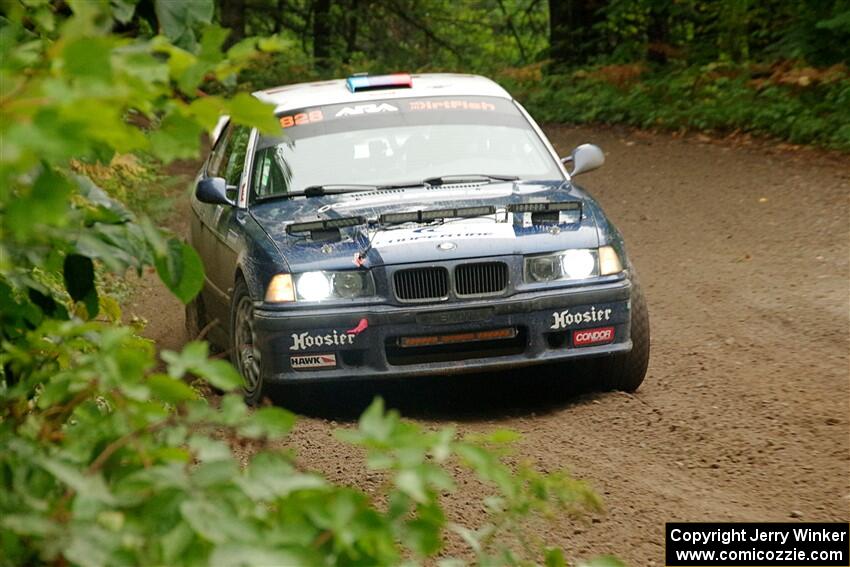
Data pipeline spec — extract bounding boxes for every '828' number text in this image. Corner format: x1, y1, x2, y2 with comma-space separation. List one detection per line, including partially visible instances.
279, 110, 324, 128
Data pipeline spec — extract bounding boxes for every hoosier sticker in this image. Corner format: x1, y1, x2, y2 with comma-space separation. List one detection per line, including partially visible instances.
550, 306, 612, 330
290, 354, 337, 369
290, 329, 356, 351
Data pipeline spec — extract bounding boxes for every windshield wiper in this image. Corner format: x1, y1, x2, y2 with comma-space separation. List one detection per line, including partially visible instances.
300, 184, 379, 197
423, 174, 519, 186
298, 182, 427, 197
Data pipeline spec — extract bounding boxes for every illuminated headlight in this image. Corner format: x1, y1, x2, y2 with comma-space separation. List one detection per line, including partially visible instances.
297, 272, 332, 301
265, 270, 374, 302
524, 247, 623, 283
561, 249, 596, 279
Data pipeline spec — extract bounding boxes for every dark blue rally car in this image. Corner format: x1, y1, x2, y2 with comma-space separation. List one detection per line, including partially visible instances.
187, 73, 650, 404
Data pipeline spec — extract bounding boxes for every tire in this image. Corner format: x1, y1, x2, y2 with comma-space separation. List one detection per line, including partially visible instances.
230, 278, 268, 406
598, 272, 650, 392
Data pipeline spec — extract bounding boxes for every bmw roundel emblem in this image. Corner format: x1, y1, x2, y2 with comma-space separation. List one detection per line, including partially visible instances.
437, 242, 457, 251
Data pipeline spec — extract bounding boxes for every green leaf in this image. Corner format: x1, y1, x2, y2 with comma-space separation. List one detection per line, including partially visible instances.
162, 341, 208, 378
5, 166, 73, 238
209, 544, 316, 567
163, 342, 244, 393
198, 359, 243, 390
149, 112, 203, 162
148, 373, 198, 403
219, 393, 248, 424
160, 522, 195, 564
545, 547, 566, 567
357, 397, 394, 443
180, 498, 256, 544
110, 0, 136, 24
154, 0, 214, 50
396, 469, 428, 503
239, 452, 326, 500
226, 93, 279, 135
404, 501, 445, 556
240, 407, 296, 438
0, 514, 60, 537
37, 457, 115, 504
153, 238, 204, 304
63, 253, 99, 319
187, 435, 232, 462
62, 37, 113, 82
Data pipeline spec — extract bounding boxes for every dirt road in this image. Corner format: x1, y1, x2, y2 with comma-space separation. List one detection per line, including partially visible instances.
128, 126, 850, 565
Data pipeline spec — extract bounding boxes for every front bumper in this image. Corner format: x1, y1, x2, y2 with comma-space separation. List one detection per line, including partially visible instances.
253, 278, 633, 383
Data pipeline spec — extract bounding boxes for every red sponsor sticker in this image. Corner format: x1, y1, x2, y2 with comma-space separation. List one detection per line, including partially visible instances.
572, 326, 615, 347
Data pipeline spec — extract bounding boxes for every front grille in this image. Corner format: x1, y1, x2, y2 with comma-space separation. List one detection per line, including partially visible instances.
455, 262, 509, 297
394, 267, 449, 302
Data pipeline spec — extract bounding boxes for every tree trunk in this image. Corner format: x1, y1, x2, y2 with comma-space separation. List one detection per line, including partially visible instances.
548, 0, 606, 68
344, 0, 359, 63
220, 0, 246, 48
647, 1, 670, 64
313, 0, 333, 71
718, 0, 749, 63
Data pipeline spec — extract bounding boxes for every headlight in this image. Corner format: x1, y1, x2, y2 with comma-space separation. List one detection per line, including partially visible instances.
265, 270, 374, 302
561, 249, 596, 279
598, 245, 623, 275
265, 274, 296, 302
297, 271, 332, 301
332, 271, 366, 298
524, 247, 623, 283
527, 255, 559, 282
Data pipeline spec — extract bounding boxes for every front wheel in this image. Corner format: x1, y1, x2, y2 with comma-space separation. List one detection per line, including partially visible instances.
230, 278, 267, 405
598, 273, 650, 392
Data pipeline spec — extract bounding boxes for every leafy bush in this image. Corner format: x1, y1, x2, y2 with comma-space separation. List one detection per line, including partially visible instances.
501, 63, 850, 151
1, 3, 612, 566
1, 328, 601, 565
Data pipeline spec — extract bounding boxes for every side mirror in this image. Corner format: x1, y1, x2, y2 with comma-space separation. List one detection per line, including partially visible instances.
195, 177, 235, 206
562, 143, 605, 177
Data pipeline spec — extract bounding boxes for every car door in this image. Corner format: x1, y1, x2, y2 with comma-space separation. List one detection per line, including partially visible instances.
206, 125, 253, 325
192, 123, 233, 322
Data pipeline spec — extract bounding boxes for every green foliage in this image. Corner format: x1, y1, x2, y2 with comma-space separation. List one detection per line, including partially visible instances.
229, 0, 848, 151
1, 2, 605, 565
1, 324, 599, 566
504, 64, 850, 151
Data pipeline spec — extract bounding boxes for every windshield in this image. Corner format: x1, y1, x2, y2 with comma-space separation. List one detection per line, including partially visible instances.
251, 96, 562, 200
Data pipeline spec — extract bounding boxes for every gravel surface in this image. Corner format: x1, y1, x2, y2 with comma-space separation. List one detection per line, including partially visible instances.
128, 126, 850, 565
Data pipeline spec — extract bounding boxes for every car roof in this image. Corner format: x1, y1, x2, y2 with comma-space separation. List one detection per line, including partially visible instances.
252, 73, 513, 113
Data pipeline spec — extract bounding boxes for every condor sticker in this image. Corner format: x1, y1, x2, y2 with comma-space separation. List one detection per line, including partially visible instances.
572, 327, 615, 347
290, 354, 337, 370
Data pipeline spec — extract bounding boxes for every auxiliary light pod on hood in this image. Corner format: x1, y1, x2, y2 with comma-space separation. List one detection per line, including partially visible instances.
380, 205, 496, 225
507, 201, 582, 226
286, 216, 366, 240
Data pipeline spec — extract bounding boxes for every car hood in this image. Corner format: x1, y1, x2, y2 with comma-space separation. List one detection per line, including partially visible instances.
249, 181, 603, 272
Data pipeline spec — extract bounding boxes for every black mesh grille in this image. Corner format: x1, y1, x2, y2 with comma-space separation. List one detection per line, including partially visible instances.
455, 262, 509, 297
394, 267, 449, 302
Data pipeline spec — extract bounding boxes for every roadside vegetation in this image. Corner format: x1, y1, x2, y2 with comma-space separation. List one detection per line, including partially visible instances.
2, 1, 846, 566
0, 2, 613, 566
228, 0, 850, 151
